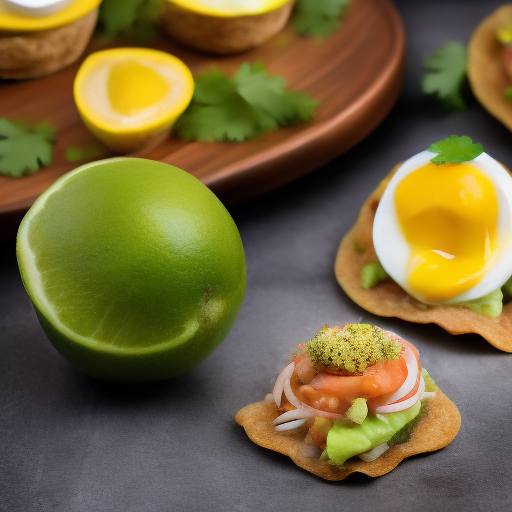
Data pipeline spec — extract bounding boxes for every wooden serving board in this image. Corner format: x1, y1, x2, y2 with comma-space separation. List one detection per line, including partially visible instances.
0, 0, 404, 239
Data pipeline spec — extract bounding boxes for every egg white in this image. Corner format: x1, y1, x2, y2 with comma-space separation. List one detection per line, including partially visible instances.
373, 150, 512, 304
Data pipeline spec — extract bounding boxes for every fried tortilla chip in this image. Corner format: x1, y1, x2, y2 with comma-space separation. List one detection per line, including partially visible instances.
467, 5, 512, 132
236, 389, 460, 481
334, 168, 512, 352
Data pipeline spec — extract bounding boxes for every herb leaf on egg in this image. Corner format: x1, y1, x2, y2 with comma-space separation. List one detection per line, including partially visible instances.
292, 0, 351, 39
174, 63, 319, 142
427, 135, 483, 164
422, 41, 468, 111
0, 118, 56, 177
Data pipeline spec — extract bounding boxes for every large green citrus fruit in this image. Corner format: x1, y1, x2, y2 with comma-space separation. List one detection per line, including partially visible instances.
16, 158, 246, 381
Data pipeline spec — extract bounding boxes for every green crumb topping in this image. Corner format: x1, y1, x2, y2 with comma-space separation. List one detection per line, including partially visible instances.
458, 288, 503, 318
345, 398, 368, 424
361, 262, 389, 289
306, 324, 402, 374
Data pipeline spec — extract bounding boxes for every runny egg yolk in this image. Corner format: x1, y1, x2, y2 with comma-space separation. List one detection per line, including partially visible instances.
395, 162, 499, 303
107, 60, 170, 116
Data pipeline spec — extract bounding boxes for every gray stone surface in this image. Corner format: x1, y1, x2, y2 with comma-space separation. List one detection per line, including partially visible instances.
2, 1, 511, 510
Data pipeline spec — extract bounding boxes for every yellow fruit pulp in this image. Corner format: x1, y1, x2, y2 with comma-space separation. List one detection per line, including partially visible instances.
74, 48, 194, 152
0, 0, 101, 31
107, 60, 170, 117
166, 0, 290, 17
395, 162, 499, 303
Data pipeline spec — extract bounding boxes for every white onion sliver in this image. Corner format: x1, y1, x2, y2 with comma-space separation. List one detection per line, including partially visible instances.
275, 419, 307, 431
376, 413, 389, 425
272, 362, 295, 407
283, 376, 342, 420
375, 375, 425, 414
383, 346, 419, 404
421, 391, 436, 400
272, 408, 314, 425
358, 442, 390, 462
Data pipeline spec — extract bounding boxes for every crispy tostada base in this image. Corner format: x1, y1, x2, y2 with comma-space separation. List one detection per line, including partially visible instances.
236, 389, 460, 481
467, 5, 512, 134
334, 167, 512, 352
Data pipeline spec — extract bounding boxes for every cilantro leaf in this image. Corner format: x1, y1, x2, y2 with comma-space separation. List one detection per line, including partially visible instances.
174, 63, 319, 142
98, 0, 164, 43
293, 0, 351, 38
0, 118, 56, 177
427, 135, 483, 164
65, 142, 109, 163
422, 41, 468, 110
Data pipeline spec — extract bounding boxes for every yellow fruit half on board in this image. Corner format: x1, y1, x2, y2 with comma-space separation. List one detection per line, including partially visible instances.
162, 0, 294, 54
73, 48, 194, 153
0, 0, 101, 79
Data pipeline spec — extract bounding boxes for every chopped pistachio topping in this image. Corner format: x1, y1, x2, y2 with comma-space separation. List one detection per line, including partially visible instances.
345, 398, 368, 424
306, 325, 402, 374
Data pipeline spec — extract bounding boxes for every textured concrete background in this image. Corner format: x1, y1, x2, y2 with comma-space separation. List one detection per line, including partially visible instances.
1, 1, 511, 510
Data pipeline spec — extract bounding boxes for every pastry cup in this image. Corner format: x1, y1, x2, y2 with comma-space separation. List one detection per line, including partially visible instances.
0, 0, 101, 79
161, 0, 294, 54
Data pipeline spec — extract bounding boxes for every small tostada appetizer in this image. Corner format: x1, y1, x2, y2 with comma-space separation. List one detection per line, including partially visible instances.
468, 4, 512, 134
236, 324, 460, 480
0, 0, 100, 79
335, 135, 512, 352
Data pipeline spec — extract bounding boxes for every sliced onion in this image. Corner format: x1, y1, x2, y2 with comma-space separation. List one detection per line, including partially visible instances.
376, 413, 389, 425
382, 346, 419, 405
375, 375, 425, 414
272, 362, 295, 407
358, 442, 390, 462
275, 419, 307, 431
421, 391, 436, 400
283, 376, 342, 420
272, 408, 315, 425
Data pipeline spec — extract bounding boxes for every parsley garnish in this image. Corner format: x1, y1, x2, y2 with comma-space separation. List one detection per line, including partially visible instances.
65, 142, 109, 163
422, 41, 467, 110
98, 0, 164, 43
427, 135, 483, 164
174, 63, 319, 142
292, 0, 351, 38
0, 118, 56, 177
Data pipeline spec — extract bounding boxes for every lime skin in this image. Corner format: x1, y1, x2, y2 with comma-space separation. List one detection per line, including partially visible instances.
17, 158, 246, 381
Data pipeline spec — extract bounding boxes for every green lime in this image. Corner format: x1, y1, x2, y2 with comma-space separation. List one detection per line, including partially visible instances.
17, 158, 246, 381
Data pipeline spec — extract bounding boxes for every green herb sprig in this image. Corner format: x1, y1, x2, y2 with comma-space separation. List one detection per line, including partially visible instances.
422, 41, 468, 111
98, 0, 164, 43
427, 135, 483, 164
292, 0, 351, 39
175, 62, 319, 142
0, 118, 56, 177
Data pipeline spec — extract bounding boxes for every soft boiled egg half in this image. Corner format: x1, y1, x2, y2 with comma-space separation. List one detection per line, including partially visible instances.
373, 148, 512, 304
74, 48, 194, 153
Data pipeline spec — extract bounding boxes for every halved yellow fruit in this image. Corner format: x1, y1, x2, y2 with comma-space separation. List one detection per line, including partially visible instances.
0, 0, 101, 32
162, 0, 294, 54
0, 0, 100, 79
74, 48, 194, 153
